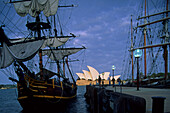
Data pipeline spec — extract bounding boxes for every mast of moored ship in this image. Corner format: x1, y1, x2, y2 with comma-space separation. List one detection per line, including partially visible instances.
134, 0, 170, 81
54, 15, 61, 77
131, 15, 134, 82
65, 56, 76, 85
63, 57, 66, 77
163, 0, 169, 80
54, 14, 65, 77
36, 15, 44, 80
144, 0, 147, 79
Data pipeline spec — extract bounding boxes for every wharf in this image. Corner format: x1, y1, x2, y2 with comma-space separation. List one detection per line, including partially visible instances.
106, 86, 170, 113
85, 85, 170, 113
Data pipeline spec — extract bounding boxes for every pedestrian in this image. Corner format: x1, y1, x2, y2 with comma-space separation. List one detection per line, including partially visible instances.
117, 78, 121, 86
102, 79, 104, 86
109, 76, 111, 86
112, 77, 115, 87
102, 73, 104, 87
98, 75, 101, 87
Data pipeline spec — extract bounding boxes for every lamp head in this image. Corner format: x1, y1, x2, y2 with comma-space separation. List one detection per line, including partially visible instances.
134, 49, 142, 58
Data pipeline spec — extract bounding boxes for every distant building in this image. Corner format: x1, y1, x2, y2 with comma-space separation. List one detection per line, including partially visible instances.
76, 65, 121, 81
76, 73, 86, 80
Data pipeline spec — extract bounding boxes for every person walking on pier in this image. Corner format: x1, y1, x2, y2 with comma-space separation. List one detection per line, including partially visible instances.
109, 76, 111, 86
112, 77, 115, 87
117, 78, 121, 86
98, 75, 101, 87
102, 73, 104, 87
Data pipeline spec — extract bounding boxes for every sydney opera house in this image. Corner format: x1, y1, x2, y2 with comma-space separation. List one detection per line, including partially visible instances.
76, 65, 121, 81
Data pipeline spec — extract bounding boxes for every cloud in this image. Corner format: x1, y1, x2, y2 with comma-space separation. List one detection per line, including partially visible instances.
74, 30, 88, 37
73, 39, 80, 45
69, 2, 139, 77
120, 16, 131, 26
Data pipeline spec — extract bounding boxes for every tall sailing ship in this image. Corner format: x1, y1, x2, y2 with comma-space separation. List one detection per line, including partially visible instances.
122, 0, 170, 86
0, 0, 85, 110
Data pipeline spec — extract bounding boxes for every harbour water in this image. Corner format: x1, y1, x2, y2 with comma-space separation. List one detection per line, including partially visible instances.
0, 86, 90, 113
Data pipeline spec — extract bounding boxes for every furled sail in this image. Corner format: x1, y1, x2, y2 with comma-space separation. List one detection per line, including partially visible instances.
9, 37, 69, 48
13, 0, 59, 17
0, 40, 44, 69
42, 48, 84, 61
41, 37, 69, 49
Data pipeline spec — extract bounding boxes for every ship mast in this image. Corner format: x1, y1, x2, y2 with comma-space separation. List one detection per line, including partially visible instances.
36, 15, 43, 80
131, 15, 134, 82
164, 0, 169, 80
144, 0, 147, 78
134, 0, 170, 81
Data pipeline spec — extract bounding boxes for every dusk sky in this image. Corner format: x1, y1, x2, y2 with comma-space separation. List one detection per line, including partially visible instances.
0, 0, 169, 84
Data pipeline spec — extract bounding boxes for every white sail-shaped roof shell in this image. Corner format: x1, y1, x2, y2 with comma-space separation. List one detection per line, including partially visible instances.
103, 72, 110, 80
14, 0, 59, 17
110, 75, 121, 81
87, 66, 99, 81
99, 73, 104, 79
76, 73, 86, 80
99, 72, 110, 80
82, 70, 92, 80
114, 75, 121, 80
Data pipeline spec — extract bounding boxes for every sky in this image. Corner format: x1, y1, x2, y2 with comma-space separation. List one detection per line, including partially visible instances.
0, 0, 169, 84
69, 0, 137, 76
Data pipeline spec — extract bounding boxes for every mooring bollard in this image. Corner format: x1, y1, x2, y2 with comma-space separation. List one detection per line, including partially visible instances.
152, 96, 166, 113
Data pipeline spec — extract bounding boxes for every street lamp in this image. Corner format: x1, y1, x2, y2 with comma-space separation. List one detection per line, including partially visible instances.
112, 65, 116, 77
112, 65, 116, 88
134, 49, 142, 91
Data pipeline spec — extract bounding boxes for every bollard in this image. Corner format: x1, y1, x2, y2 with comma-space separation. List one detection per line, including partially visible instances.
152, 96, 166, 113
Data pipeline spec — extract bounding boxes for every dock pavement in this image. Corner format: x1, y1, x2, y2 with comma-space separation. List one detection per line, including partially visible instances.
106, 86, 170, 113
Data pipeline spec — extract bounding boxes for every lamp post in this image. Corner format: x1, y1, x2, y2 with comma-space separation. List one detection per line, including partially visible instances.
112, 65, 116, 88
134, 49, 142, 91
112, 65, 116, 77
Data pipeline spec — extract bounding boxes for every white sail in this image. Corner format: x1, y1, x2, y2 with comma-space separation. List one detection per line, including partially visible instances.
0, 40, 44, 69
14, 0, 59, 17
76, 73, 86, 80
0, 43, 14, 69
9, 38, 28, 43
41, 37, 69, 49
87, 65, 99, 81
82, 70, 92, 80
10, 37, 69, 49
42, 48, 84, 61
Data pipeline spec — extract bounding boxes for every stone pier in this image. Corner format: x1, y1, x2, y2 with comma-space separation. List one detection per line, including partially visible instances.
106, 86, 170, 113
84, 85, 146, 113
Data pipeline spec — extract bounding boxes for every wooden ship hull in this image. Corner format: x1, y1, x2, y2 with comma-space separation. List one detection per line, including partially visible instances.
17, 74, 77, 110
